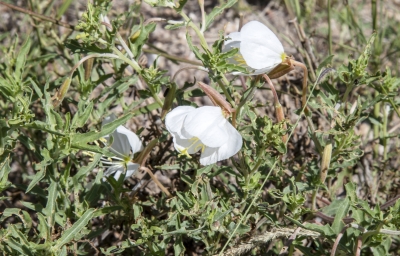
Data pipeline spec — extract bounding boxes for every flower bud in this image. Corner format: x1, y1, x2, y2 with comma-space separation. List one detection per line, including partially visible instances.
161, 83, 177, 120
320, 143, 332, 184
52, 76, 71, 107
197, 82, 234, 115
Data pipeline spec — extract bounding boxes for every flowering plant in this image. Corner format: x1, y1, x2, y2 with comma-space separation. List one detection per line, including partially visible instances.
2, 1, 399, 256
165, 105, 242, 165
223, 20, 286, 75
101, 115, 142, 180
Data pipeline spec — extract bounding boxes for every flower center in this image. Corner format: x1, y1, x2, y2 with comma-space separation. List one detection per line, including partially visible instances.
177, 137, 206, 158
233, 53, 247, 66
281, 52, 287, 62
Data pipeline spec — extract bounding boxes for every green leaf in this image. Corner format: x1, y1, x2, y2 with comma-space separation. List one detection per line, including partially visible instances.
228, 222, 250, 235
331, 197, 350, 234
14, 37, 31, 82
29, 78, 43, 98
93, 206, 124, 217
71, 101, 94, 128
70, 143, 113, 156
0, 156, 11, 192
155, 164, 180, 170
10, 225, 30, 247
37, 212, 49, 240
52, 208, 95, 250
0, 208, 21, 222
71, 113, 133, 144
84, 169, 104, 206
213, 209, 232, 222
5, 237, 33, 256
26, 169, 46, 193
143, 0, 176, 8
44, 180, 58, 227
173, 236, 184, 256
316, 55, 334, 75
59, 245, 68, 256
205, 0, 238, 30
73, 154, 101, 183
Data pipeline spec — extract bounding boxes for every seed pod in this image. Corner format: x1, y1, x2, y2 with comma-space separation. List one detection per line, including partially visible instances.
320, 143, 332, 184
52, 76, 71, 107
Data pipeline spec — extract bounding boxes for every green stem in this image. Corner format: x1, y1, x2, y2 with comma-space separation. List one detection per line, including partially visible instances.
372, 0, 377, 31
116, 32, 134, 60
342, 84, 353, 104
311, 186, 319, 211
389, 99, 400, 118
198, 0, 206, 33
180, 12, 209, 51
111, 46, 142, 73
373, 92, 381, 158
144, 47, 202, 66
327, 0, 333, 56
383, 105, 388, 160
216, 80, 234, 107
69, 53, 120, 76
179, 11, 235, 107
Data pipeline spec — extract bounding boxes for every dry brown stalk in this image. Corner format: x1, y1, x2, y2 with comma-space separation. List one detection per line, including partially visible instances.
221, 228, 320, 256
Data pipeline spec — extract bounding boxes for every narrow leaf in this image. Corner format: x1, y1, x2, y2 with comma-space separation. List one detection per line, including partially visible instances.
44, 180, 58, 227
71, 113, 133, 144
53, 208, 95, 250
205, 0, 238, 30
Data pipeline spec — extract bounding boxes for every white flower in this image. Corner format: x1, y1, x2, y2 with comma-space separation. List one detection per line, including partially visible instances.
101, 115, 143, 181
165, 106, 242, 165
223, 20, 286, 75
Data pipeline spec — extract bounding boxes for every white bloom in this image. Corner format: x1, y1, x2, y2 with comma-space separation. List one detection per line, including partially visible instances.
223, 20, 286, 75
165, 106, 242, 165
101, 115, 143, 181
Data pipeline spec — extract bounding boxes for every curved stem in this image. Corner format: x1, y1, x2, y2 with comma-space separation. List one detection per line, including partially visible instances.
180, 12, 209, 51
69, 53, 120, 76
111, 46, 142, 73
116, 31, 135, 60
172, 66, 208, 83
198, 0, 206, 33
291, 60, 309, 114
144, 47, 202, 66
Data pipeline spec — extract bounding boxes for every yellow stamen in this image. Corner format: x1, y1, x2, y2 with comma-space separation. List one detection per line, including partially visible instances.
177, 137, 206, 158
233, 54, 247, 66
281, 52, 287, 62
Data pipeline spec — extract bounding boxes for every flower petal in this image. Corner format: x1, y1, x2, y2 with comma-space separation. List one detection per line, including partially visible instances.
115, 125, 143, 155
240, 42, 282, 70
183, 106, 229, 148
171, 132, 204, 154
239, 21, 284, 70
199, 122, 242, 165
104, 165, 123, 178
126, 162, 140, 178
165, 106, 196, 138
240, 21, 284, 56
224, 31, 241, 45
102, 114, 143, 157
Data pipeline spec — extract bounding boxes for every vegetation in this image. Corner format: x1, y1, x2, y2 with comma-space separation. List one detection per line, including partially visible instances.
0, 0, 399, 255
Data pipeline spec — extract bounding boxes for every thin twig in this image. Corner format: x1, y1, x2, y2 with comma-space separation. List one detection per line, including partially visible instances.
278, 227, 302, 255
354, 235, 362, 256
140, 166, 172, 198
331, 226, 349, 256
134, 139, 172, 198
221, 228, 320, 256
0, 1, 77, 30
